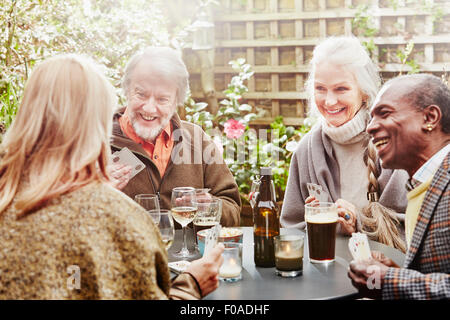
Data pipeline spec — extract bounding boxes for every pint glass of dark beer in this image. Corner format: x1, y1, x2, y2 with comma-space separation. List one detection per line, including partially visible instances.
305, 202, 338, 263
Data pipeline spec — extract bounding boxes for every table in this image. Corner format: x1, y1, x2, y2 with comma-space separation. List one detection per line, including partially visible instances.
168, 227, 405, 300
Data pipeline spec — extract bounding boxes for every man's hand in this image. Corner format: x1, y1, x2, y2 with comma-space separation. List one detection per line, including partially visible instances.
107, 163, 132, 190
347, 253, 392, 299
186, 243, 224, 297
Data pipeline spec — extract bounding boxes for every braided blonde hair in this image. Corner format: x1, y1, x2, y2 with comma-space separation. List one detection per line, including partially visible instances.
361, 141, 407, 253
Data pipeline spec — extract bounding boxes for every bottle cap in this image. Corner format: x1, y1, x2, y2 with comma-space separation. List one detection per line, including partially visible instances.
260, 167, 272, 176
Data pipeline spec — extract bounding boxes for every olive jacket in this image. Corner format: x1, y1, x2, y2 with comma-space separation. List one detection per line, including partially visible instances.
111, 108, 241, 227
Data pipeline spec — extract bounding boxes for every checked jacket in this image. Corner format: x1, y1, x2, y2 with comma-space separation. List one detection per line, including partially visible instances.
382, 151, 450, 299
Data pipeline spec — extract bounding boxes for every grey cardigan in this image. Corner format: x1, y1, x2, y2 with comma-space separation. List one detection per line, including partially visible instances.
280, 124, 409, 230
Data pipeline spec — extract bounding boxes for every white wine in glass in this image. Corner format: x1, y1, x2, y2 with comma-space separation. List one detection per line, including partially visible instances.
171, 206, 197, 227
171, 187, 197, 259
158, 210, 175, 250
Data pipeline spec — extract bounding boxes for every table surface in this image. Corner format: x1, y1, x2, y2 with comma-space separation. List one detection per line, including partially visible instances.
168, 227, 405, 300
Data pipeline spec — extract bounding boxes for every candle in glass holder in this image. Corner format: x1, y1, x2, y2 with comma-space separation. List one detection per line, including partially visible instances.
274, 234, 304, 277
219, 243, 242, 282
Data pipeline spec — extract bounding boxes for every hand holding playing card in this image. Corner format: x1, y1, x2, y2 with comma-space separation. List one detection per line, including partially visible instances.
348, 233, 371, 262
108, 147, 146, 190
107, 163, 132, 190
306, 183, 329, 202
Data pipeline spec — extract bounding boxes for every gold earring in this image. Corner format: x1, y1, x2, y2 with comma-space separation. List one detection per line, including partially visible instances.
427, 123, 433, 132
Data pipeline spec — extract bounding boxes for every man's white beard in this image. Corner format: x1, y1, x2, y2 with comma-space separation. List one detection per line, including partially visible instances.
130, 112, 173, 143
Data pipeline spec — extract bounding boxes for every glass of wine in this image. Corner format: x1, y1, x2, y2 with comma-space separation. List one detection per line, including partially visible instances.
158, 209, 175, 250
249, 176, 261, 209
171, 187, 197, 259
135, 194, 160, 226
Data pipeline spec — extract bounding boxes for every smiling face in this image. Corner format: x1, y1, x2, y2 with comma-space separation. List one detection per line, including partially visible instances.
126, 59, 177, 143
366, 81, 426, 175
314, 62, 365, 127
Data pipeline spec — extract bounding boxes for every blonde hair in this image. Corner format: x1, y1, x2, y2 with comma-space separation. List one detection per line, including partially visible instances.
0, 54, 117, 217
361, 141, 407, 253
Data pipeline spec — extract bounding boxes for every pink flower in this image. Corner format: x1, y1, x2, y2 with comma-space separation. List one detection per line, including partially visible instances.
224, 119, 245, 139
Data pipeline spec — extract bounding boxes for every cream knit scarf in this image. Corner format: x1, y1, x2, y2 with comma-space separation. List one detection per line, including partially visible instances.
321, 108, 370, 145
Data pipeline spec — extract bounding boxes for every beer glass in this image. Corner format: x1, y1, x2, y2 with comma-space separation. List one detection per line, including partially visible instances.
193, 197, 222, 245
305, 202, 338, 263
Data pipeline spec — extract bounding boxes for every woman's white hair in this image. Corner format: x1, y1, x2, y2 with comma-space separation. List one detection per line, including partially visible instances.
122, 46, 190, 107
305, 36, 381, 118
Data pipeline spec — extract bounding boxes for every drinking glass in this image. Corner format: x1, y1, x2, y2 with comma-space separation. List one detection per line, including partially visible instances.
158, 209, 175, 250
135, 194, 160, 225
171, 187, 198, 259
249, 177, 261, 209
305, 202, 338, 263
219, 243, 243, 282
193, 197, 222, 245
274, 234, 304, 277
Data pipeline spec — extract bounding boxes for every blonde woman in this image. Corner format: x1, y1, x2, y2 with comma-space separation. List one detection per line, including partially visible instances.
281, 36, 409, 252
0, 54, 223, 299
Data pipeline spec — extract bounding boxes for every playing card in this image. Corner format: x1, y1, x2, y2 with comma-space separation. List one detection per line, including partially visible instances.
348, 237, 359, 260
307, 183, 328, 202
204, 224, 222, 255
168, 260, 191, 274
111, 147, 145, 179
348, 233, 371, 261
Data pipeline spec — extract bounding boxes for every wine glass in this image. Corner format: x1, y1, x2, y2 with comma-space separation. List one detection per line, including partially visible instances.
158, 209, 175, 250
249, 176, 261, 209
135, 194, 160, 226
171, 187, 197, 259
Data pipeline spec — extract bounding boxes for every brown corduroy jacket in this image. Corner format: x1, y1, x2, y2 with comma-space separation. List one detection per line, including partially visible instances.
111, 108, 241, 227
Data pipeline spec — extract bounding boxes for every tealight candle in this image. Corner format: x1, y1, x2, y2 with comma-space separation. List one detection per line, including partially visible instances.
219, 243, 242, 282
274, 234, 304, 277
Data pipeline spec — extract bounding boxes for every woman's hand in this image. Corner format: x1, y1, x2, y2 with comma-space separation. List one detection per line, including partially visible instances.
335, 199, 357, 235
185, 243, 224, 297
305, 195, 318, 205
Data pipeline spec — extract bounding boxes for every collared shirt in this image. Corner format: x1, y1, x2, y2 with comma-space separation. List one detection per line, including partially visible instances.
404, 143, 450, 247
119, 112, 174, 178
413, 143, 450, 183
406, 144, 450, 191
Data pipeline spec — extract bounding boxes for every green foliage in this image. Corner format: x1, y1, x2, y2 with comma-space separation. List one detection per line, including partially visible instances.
0, 0, 217, 129
351, 3, 422, 75
185, 60, 314, 203
0, 82, 19, 140
185, 58, 258, 130
396, 41, 420, 75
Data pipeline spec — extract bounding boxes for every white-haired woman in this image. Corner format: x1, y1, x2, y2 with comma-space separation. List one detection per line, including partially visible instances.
0, 54, 223, 299
281, 36, 409, 252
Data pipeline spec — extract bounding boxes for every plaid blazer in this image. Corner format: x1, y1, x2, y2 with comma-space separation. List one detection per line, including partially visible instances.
382, 151, 450, 299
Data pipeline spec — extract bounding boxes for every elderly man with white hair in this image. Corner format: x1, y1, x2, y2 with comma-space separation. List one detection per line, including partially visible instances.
110, 47, 241, 227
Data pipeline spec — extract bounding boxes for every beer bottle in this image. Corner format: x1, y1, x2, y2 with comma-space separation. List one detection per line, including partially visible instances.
253, 167, 280, 267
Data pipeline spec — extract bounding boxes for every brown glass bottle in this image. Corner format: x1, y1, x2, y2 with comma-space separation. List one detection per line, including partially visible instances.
253, 167, 280, 267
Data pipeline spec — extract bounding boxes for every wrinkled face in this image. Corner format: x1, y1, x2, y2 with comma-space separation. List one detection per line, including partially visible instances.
126, 59, 177, 142
366, 82, 425, 175
314, 62, 365, 127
